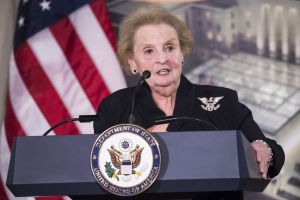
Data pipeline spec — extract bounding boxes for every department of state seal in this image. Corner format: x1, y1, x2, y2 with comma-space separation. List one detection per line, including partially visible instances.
90, 124, 161, 196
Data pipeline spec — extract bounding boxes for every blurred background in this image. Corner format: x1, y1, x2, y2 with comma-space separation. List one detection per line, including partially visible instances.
0, 0, 299, 199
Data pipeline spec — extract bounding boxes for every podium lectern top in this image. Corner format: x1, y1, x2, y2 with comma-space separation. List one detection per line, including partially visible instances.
7, 130, 269, 197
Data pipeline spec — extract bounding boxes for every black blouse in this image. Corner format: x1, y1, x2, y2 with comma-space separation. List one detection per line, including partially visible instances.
94, 75, 284, 178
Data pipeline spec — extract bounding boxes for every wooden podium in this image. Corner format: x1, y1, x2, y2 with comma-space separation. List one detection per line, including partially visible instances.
6, 130, 270, 198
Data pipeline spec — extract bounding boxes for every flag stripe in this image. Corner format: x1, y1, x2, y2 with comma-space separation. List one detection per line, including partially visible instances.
9, 55, 56, 136
0, 175, 8, 200
4, 95, 26, 150
0, 128, 11, 200
69, 4, 126, 93
27, 28, 94, 134
14, 42, 80, 135
90, 0, 117, 51
49, 17, 110, 110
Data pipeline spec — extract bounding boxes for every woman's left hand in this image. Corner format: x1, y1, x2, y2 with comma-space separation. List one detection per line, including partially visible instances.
251, 140, 273, 179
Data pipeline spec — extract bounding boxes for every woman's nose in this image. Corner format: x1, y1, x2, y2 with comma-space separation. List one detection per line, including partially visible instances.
156, 52, 168, 64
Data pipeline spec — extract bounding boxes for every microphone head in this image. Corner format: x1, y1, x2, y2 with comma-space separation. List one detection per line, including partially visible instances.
142, 70, 151, 79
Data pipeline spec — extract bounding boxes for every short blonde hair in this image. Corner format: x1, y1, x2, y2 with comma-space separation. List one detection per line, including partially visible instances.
118, 6, 194, 74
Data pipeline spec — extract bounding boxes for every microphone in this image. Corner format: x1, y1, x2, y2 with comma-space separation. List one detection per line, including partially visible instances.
78, 114, 101, 122
153, 115, 219, 130
42, 114, 100, 136
128, 70, 151, 124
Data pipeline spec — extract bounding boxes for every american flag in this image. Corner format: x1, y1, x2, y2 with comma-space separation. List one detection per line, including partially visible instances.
0, 0, 126, 199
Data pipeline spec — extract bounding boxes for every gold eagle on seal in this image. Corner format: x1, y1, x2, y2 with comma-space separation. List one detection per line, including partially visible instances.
107, 145, 144, 175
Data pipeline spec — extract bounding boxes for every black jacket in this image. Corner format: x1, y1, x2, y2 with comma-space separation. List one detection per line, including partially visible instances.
93, 75, 285, 199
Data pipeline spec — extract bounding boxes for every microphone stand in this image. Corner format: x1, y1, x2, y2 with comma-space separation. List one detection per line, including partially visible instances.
43, 118, 79, 136
42, 115, 100, 136
153, 116, 219, 130
128, 70, 151, 124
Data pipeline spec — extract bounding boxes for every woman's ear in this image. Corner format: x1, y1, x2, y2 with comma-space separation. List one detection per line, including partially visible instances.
180, 52, 184, 62
127, 55, 138, 74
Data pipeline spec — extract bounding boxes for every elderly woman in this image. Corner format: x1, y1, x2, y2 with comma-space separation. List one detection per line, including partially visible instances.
94, 6, 284, 199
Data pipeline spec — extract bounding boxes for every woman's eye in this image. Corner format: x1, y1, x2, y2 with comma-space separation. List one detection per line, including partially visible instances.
166, 46, 174, 52
145, 49, 153, 54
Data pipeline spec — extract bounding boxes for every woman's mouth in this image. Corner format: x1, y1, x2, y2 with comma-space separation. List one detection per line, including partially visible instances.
157, 68, 171, 75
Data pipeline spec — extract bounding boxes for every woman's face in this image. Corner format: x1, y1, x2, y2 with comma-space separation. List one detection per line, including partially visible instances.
128, 23, 183, 96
